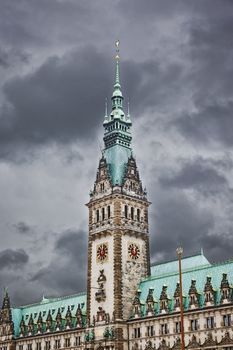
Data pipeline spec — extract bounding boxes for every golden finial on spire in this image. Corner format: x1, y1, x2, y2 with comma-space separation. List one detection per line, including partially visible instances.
115, 40, 120, 60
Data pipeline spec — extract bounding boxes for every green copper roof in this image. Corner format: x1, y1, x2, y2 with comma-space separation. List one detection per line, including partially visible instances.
102, 44, 132, 186
104, 144, 132, 185
12, 292, 86, 337
151, 251, 210, 276
139, 253, 233, 315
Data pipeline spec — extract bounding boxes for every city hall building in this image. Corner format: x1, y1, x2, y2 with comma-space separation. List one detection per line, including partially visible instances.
0, 46, 233, 350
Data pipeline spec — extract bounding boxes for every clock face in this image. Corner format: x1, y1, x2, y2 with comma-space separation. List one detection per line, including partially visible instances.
96, 243, 108, 263
128, 243, 140, 260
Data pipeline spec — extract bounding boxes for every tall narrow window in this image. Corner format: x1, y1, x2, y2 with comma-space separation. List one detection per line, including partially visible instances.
102, 207, 105, 220
125, 205, 128, 218
223, 314, 231, 327
137, 209, 140, 221
45, 342, 50, 350
206, 317, 214, 329
131, 207, 134, 220
107, 205, 111, 219
175, 322, 181, 333
96, 209, 99, 222
75, 337, 81, 346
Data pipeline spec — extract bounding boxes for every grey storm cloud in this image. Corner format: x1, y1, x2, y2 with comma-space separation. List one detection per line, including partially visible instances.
0, 0, 233, 306
174, 102, 233, 147
149, 188, 233, 264
14, 221, 32, 235
30, 229, 87, 296
0, 249, 29, 270
0, 48, 184, 161
159, 158, 229, 195
0, 48, 112, 147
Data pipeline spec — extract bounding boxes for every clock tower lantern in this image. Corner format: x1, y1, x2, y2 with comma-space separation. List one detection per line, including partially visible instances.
86, 42, 150, 349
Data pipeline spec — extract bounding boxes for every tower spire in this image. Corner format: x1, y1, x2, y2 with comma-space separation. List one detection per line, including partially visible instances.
103, 97, 108, 124
114, 40, 120, 87
112, 40, 123, 110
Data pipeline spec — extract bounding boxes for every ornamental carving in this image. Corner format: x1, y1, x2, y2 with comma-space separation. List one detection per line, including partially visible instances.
95, 270, 106, 302
220, 273, 231, 303
204, 276, 214, 304
160, 285, 169, 313
158, 339, 169, 350
132, 290, 141, 318
146, 288, 155, 316
202, 332, 216, 347
145, 340, 155, 350
172, 337, 181, 350
189, 279, 199, 308
188, 334, 201, 349
218, 331, 233, 346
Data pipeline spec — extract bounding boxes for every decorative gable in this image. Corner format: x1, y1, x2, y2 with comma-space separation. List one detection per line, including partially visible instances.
91, 156, 112, 199
189, 279, 199, 309
122, 156, 145, 198
220, 273, 231, 303
146, 288, 155, 316
159, 285, 169, 313
202, 333, 216, 347
132, 290, 142, 318
204, 276, 215, 306
174, 282, 181, 310
188, 334, 201, 349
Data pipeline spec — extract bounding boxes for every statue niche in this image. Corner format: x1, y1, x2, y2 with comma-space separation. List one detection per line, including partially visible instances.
95, 270, 106, 302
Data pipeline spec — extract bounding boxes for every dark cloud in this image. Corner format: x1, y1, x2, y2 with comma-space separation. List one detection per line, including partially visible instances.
174, 102, 233, 147
30, 229, 87, 296
0, 48, 185, 162
159, 158, 229, 196
14, 221, 32, 235
0, 0, 233, 306
172, 5, 233, 147
0, 0, 89, 49
150, 190, 214, 262
0, 48, 112, 152
0, 249, 29, 270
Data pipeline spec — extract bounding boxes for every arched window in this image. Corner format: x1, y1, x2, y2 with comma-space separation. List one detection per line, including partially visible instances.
102, 207, 105, 220
131, 207, 134, 220
96, 210, 99, 222
124, 205, 128, 218
107, 205, 111, 219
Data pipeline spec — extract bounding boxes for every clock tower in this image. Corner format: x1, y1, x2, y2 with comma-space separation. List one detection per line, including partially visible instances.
86, 42, 150, 348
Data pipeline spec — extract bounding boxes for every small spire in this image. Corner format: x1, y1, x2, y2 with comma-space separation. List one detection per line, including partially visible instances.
111, 40, 123, 111
3, 286, 8, 297
114, 40, 120, 87
105, 97, 108, 117
103, 97, 108, 124
127, 98, 130, 118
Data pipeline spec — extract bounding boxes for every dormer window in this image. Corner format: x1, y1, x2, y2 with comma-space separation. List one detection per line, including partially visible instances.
204, 276, 214, 305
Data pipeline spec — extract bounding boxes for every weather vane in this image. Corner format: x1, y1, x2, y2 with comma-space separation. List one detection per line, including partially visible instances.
115, 40, 120, 60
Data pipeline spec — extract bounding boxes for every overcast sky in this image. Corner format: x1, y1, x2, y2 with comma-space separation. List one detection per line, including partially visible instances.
0, 0, 233, 306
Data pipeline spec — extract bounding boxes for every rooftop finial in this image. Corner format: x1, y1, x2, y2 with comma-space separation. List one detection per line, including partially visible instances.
103, 97, 108, 124
105, 97, 108, 116
127, 98, 130, 118
115, 40, 120, 60
115, 40, 120, 86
